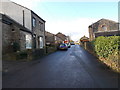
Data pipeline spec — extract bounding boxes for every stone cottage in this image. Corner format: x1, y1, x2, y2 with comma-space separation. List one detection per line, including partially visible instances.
56, 32, 67, 41
56, 32, 70, 43
45, 31, 55, 46
88, 19, 120, 41
79, 35, 89, 49
54, 35, 63, 45
0, 0, 46, 60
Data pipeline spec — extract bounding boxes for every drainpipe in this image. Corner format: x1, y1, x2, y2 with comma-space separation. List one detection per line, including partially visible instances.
23, 10, 25, 27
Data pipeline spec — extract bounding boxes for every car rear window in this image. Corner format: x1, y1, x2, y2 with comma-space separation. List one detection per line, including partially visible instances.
60, 44, 67, 47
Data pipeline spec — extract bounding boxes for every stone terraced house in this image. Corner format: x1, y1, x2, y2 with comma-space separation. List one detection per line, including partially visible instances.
0, 0, 46, 60
88, 19, 120, 41
56, 32, 70, 43
45, 31, 56, 46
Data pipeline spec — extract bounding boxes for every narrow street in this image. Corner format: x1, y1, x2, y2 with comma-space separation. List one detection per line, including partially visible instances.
3, 45, 119, 88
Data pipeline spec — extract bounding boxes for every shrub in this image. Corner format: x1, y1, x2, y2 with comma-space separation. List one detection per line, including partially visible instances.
94, 36, 120, 58
94, 36, 120, 72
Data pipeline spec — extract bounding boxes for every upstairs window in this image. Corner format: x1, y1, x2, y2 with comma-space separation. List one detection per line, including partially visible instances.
39, 21, 43, 31
102, 25, 107, 31
32, 18, 36, 27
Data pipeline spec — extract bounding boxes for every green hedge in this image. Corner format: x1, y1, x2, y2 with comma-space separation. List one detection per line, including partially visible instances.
94, 36, 120, 72
94, 36, 120, 58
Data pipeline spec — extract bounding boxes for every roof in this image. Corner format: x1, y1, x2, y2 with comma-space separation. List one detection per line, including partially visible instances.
9, 0, 31, 11
80, 35, 89, 40
88, 18, 118, 27
31, 11, 46, 22
56, 32, 67, 37
98, 18, 117, 23
45, 31, 55, 35
56, 32, 67, 41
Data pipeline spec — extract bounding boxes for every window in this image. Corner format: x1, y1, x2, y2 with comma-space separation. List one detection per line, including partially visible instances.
39, 37, 43, 48
39, 21, 43, 31
32, 18, 36, 27
26, 34, 32, 49
102, 25, 107, 31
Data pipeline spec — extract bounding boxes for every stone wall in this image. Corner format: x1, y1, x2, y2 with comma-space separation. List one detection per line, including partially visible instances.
2, 22, 18, 54
2, 21, 30, 54
1, 14, 33, 61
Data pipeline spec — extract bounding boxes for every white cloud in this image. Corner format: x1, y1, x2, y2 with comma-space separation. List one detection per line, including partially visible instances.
46, 17, 118, 41
45, 18, 100, 41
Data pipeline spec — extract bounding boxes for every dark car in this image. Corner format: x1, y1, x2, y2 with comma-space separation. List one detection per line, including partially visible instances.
58, 43, 68, 50
70, 42, 75, 45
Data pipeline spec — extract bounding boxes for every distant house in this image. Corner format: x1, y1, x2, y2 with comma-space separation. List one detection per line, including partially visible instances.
56, 32, 70, 43
80, 35, 89, 42
80, 35, 89, 49
45, 31, 55, 46
1, 0, 46, 58
45, 31, 66, 46
88, 18, 120, 41
54, 35, 63, 44
56, 32, 67, 41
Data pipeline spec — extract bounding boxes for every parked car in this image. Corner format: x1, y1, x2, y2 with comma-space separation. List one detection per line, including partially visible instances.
58, 43, 68, 50
70, 42, 75, 45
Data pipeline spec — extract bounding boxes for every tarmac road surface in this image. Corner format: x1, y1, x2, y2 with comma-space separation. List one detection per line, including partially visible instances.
2, 45, 119, 88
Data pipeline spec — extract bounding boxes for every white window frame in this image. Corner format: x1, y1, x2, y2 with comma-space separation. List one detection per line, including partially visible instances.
32, 18, 36, 27
39, 36, 44, 49
25, 34, 32, 49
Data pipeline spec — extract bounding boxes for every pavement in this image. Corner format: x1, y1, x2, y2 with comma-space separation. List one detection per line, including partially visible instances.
2, 45, 120, 88
2, 59, 41, 75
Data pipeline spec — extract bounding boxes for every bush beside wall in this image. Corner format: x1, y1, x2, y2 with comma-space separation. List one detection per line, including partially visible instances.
81, 36, 120, 73
94, 36, 120, 72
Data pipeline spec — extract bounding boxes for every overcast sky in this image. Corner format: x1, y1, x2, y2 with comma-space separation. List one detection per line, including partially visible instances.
10, 0, 118, 41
